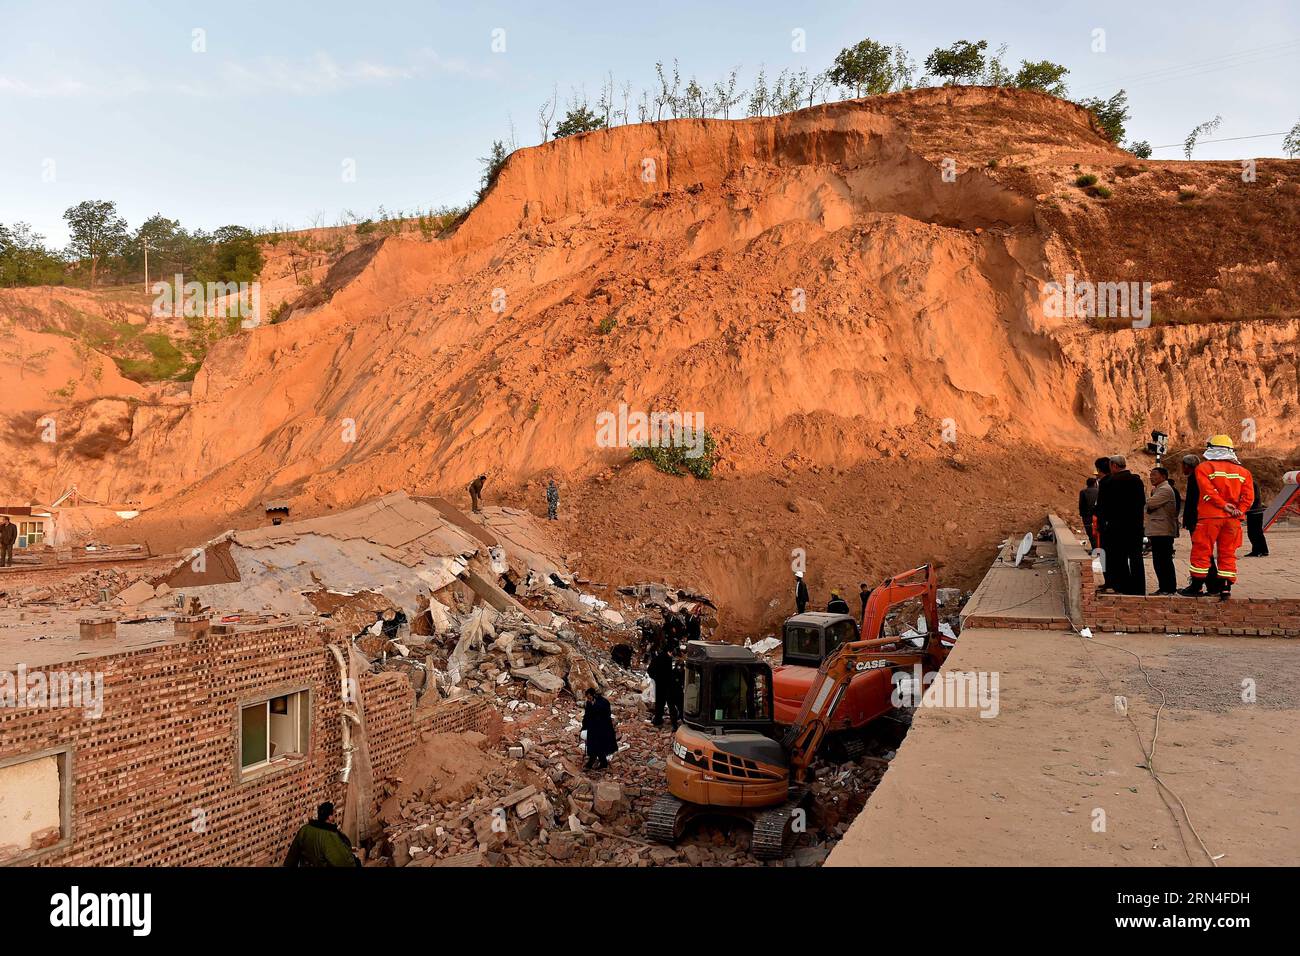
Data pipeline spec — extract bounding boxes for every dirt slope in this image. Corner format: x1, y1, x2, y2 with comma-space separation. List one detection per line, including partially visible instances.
4, 87, 1298, 630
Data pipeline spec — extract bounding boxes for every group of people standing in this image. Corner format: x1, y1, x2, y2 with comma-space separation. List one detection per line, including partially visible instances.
794, 570, 872, 618
1079, 435, 1262, 601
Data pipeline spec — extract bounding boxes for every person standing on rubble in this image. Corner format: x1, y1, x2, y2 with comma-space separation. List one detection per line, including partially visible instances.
546, 478, 559, 521
827, 589, 850, 614
283, 802, 361, 867
858, 582, 873, 620
0, 516, 16, 567
582, 688, 618, 770
648, 642, 680, 729
794, 570, 809, 614
468, 473, 487, 512
1180, 435, 1254, 601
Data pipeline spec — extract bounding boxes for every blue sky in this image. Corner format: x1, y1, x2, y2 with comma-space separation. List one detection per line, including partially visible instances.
2, 0, 1297, 245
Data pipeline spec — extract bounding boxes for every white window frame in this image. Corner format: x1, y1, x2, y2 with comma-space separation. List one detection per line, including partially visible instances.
235, 687, 311, 782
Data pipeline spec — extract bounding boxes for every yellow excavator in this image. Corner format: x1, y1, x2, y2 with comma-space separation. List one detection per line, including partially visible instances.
647, 565, 952, 858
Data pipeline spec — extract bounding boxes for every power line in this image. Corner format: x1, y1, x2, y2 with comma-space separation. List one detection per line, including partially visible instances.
1148, 131, 1291, 150
1071, 38, 1300, 95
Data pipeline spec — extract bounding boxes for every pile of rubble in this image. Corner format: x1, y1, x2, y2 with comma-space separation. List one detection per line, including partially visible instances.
0, 565, 151, 608
373, 685, 900, 867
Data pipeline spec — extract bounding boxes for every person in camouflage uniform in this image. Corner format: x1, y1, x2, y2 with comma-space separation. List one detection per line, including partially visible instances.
546, 478, 559, 520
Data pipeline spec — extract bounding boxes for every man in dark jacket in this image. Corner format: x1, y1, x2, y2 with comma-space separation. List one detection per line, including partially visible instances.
859, 582, 873, 620
0, 516, 16, 567
794, 571, 809, 614
648, 643, 680, 728
1095, 455, 1147, 595
284, 802, 360, 867
1079, 477, 1100, 550
582, 689, 618, 770
1245, 497, 1269, 557
827, 590, 850, 614
1091, 457, 1115, 587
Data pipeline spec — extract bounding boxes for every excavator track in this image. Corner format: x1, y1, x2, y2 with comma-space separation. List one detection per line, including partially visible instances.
751, 803, 800, 859
646, 794, 690, 844
751, 789, 815, 860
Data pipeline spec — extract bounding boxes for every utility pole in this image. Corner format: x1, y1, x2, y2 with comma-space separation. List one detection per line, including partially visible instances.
142, 239, 151, 293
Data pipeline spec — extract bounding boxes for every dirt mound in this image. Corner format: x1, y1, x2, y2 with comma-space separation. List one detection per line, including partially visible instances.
6, 87, 1298, 629
377, 731, 498, 822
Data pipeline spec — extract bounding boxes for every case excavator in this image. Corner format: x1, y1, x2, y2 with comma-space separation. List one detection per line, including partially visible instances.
647, 564, 954, 858
773, 564, 944, 755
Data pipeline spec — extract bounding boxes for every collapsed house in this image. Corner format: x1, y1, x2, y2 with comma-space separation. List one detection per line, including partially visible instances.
0, 492, 657, 866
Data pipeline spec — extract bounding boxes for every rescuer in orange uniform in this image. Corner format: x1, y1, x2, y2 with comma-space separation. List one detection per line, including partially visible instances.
1179, 435, 1254, 601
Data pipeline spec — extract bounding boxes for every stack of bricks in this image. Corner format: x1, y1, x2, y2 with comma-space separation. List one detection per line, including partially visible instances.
1, 622, 424, 866
1080, 563, 1300, 636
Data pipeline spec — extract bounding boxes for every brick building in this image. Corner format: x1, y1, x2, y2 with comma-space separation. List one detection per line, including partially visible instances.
0, 616, 495, 866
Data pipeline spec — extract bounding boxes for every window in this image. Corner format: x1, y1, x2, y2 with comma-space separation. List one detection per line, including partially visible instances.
683, 666, 703, 718
826, 619, 858, 653
238, 690, 309, 776
711, 666, 771, 722
18, 520, 44, 548
784, 624, 822, 659
0, 748, 72, 863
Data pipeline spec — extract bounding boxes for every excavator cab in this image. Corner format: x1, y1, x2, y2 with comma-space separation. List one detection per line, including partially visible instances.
781, 612, 859, 667
680, 640, 775, 733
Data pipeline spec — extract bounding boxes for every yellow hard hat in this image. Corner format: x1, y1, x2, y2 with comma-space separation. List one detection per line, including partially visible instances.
1207, 434, 1235, 449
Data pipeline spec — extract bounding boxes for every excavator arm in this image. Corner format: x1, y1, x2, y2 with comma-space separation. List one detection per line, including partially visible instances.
782, 565, 948, 780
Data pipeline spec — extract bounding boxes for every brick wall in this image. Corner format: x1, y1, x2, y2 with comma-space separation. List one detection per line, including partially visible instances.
0, 623, 425, 866
1080, 564, 1300, 636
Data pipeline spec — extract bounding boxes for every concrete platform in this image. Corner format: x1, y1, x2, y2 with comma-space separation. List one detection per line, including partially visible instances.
826, 625, 1300, 866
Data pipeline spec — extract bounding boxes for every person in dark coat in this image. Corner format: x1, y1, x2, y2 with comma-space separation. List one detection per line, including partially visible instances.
1092, 457, 1114, 586
684, 609, 702, 642
794, 571, 809, 614
1181, 454, 1223, 592
827, 590, 850, 614
283, 802, 360, 867
648, 643, 680, 728
1245, 496, 1269, 557
1095, 455, 1147, 595
0, 516, 16, 567
1079, 476, 1100, 550
582, 688, 618, 770
858, 582, 873, 620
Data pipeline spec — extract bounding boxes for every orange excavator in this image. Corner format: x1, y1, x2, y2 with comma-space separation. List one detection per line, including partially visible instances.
648, 565, 954, 858
773, 564, 942, 756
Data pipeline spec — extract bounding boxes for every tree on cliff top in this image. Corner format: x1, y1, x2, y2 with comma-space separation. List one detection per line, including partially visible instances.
925, 40, 988, 85
1014, 60, 1070, 97
554, 103, 605, 138
63, 199, 127, 287
1076, 89, 1131, 144
827, 38, 896, 97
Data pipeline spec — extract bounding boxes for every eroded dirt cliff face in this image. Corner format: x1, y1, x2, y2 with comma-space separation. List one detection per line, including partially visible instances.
5, 87, 1298, 626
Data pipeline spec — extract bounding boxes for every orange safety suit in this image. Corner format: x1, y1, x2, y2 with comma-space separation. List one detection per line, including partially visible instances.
1189, 460, 1254, 583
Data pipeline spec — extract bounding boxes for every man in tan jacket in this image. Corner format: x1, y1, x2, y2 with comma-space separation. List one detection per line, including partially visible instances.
1145, 466, 1181, 594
